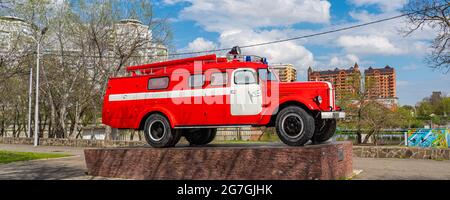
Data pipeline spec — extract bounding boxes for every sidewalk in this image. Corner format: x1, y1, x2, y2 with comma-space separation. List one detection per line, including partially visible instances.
2, 144, 450, 180
0, 144, 85, 155
0, 144, 100, 180
353, 157, 450, 180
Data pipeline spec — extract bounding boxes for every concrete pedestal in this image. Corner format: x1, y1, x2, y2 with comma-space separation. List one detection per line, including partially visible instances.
84, 141, 353, 180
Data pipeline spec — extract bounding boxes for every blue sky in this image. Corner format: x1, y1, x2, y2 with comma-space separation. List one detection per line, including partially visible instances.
153, 0, 449, 106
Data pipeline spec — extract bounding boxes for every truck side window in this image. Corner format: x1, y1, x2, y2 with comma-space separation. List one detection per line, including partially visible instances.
189, 74, 205, 88
258, 68, 278, 81
210, 72, 228, 86
234, 70, 256, 85
148, 77, 169, 90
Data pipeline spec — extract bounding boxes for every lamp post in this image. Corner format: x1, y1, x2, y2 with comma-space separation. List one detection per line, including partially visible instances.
34, 40, 40, 147
23, 27, 47, 147
27, 67, 32, 138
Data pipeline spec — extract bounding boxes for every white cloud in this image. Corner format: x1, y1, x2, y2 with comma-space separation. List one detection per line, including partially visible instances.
348, 10, 379, 22
219, 29, 314, 72
348, 0, 407, 12
174, 0, 437, 76
298, 10, 432, 55
181, 37, 218, 52
175, 1, 323, 75
337, 35, 403, 55
178, 0, 331, 32
163, 0, 187, 5
300, 1, 437, 59
329, 54, 360, 67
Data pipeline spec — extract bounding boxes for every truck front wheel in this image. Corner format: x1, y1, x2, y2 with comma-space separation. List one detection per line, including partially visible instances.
275, 106, 315, 146
312, 119, 337, 144
144, 114, 181, 148
184, 128, 217, 146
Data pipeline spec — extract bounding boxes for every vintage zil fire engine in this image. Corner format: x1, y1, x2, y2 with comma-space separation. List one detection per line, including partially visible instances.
102, 47, 345, 147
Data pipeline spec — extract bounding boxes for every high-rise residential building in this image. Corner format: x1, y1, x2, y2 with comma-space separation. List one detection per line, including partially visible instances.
269, 64, 297, 82
112, 19, 169, 65
0, 16, 31, 53
308, 63, 361, 100
307, 64, 398, 110
364, 66, 396, 99
0, 16, 168, 66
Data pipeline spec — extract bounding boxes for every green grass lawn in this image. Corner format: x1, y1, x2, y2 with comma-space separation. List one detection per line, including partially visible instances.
0, 150, 71, 164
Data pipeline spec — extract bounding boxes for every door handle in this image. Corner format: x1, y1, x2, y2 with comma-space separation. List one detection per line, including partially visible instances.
230, 89, 236, 94
248, 90, 261, 97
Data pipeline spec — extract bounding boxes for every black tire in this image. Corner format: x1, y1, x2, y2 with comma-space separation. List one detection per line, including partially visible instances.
143, 114, 181, 148
169, 129, 183, 147
184, 128, 217, 146
312, 119, 337, 144
202, 128, 217, 144
275, 106, 315, 146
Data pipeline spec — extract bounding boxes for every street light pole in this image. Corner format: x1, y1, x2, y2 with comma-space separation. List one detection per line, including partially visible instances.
34, 42, 40, 147
22, 26, 47, 147
28, 67, 33, 138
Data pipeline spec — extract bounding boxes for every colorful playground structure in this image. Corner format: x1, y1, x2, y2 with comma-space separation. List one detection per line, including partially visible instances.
407, 129, 449, 148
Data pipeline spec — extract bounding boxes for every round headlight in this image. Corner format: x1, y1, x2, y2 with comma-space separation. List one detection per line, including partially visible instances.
315, 96, 323, 104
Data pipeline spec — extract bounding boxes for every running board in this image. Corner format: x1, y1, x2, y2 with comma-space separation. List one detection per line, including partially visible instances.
174, 125, 253, 129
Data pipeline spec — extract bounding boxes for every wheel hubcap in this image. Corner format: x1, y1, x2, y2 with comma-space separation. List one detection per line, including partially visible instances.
281, 113, 304, 139
148, 120, 165, 142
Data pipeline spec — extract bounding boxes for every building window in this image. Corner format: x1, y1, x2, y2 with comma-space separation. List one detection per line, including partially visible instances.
148, 77, 169, 90
0, 32, 11, 50
210, 72, 228, 86
189, 74, 205, 88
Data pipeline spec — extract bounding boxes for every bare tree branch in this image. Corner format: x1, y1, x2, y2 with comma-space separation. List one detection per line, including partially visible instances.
403, 0, 450, 73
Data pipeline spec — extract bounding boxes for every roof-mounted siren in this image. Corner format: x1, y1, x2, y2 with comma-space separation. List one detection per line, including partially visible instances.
229, 46, 241, 55
227, 46, 241, 59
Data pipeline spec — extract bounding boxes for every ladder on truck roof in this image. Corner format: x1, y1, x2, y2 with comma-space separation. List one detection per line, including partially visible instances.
126, 54, 220, 75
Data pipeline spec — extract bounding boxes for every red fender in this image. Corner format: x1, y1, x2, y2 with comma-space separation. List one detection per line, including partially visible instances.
258, 96, 320, 125
134, 106, 178, 129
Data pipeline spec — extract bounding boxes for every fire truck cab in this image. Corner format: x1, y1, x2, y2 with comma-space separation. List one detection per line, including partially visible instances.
102, 47, 345, 147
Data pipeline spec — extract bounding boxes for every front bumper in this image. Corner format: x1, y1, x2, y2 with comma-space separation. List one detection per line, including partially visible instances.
321, 111, 346, 119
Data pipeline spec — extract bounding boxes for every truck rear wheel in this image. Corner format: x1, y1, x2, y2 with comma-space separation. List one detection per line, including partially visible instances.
275, 106, 315, 146
185, 128, 217, 146
312, 119, 337, 144
144, 114, 181, 148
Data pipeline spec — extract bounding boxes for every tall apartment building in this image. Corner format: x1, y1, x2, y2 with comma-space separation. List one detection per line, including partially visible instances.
364, 66, 397, 110
307, 63, 361, 100
269, 64, 297, 82
364, 66, 396, 98
308, 64, 398, 110
112, 19, 169, 64
0, 16, 30, 52
0, 16, 168, 66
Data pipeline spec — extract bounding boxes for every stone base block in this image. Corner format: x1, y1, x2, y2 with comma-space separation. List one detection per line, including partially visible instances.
84, 141, 353, 180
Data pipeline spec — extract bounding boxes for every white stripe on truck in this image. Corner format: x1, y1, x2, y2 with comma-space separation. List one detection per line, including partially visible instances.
108, 87, 232, 102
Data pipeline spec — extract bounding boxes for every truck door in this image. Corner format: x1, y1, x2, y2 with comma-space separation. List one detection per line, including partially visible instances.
203, 71, 228, 125
230, 68, 263, 116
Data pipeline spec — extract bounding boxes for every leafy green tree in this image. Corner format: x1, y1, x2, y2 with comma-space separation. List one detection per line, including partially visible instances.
360, 101, 399, 144
0, 0, 172, 140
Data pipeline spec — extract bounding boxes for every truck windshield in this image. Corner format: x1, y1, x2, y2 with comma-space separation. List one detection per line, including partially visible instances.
258, 69, 278, 81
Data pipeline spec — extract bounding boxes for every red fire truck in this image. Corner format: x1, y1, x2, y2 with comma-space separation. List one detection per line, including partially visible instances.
102, 47, 345, 147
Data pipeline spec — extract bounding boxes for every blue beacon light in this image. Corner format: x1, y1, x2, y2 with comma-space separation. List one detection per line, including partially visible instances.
262, 57, 268, 64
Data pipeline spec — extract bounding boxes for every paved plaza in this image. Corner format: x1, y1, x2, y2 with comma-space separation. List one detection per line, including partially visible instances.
1, 144, 450, 180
